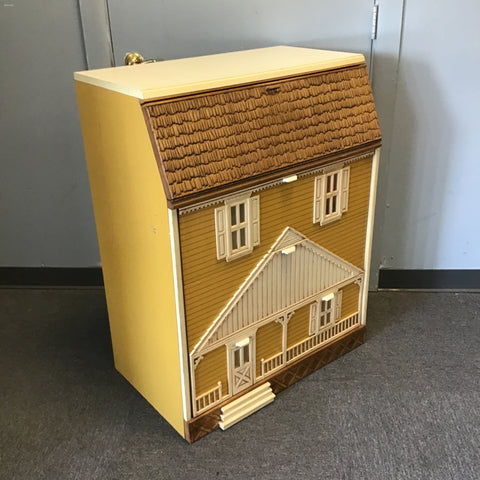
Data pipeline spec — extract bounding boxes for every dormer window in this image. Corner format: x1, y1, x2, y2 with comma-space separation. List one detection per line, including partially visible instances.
215, 193, 260, 261
313, 166, 350, 225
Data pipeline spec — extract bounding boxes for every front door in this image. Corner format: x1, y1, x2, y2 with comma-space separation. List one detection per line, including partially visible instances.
230, 338, 254, 395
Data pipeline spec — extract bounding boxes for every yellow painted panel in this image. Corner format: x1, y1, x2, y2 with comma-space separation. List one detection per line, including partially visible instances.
195, 345, 228, 397
180, 157, 372, 352
75, 82, 185, 436
287, 303, 311, 348
255, 321, 283, 377
341, 283, 360, 318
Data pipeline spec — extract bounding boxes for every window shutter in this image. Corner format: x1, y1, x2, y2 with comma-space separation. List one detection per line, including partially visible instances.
341, 167, 350, 213
309, 302, 318, 335
215, 206, 227, 260
335, 290, 343, 322
313, 176, 325, 224
250, 195, 260, 247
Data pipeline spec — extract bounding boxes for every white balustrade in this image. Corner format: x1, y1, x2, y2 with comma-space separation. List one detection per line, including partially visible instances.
195, 381, 222, 415
260, 352, 284, 377
197, 313, 360, 411
286, 313, 359, 363
258, 313, 359, 379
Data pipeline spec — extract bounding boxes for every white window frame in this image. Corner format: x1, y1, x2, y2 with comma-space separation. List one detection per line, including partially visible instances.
228, 199, 250, 255
309, 290, 342, 335
215, 193, 260, 261
313, 166, 350, 226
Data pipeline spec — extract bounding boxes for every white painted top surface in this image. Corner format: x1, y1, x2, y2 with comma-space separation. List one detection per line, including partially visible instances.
74, 46, 365, 100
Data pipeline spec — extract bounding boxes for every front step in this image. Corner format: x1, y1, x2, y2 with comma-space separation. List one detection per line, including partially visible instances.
219, 382, 275, 430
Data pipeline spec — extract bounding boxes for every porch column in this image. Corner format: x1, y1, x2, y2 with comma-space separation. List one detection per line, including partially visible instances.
355, 275, 365, 324
276, 311, 294, 366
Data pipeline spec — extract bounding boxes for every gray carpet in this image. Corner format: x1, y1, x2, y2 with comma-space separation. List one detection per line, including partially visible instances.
1, 289, 479, 479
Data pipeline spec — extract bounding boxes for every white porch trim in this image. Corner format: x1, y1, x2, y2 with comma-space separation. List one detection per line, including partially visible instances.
362, 147, 381, 321
168, 209, 192, 422
191, 227, 363, 357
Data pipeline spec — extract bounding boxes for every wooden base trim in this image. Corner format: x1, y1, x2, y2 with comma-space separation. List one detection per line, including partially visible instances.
0, 267, 104, 287
184, 325, 366, 443
378, 269, 480, 291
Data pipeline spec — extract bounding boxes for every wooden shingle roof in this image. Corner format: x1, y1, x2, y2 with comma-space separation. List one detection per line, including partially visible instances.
144, 63, 381, 208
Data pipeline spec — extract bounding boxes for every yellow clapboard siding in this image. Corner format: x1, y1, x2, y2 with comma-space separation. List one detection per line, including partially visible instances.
179, 157, 372, 352
287, 303, 311, 348
341, 283, 360, 318
182, 257, 254, 287
255, 321, 283, 377
195, 345, 228, 396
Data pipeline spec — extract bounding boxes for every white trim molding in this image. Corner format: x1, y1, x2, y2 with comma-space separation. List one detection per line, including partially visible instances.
362, 147, 381, 318
168, 209, 191, 421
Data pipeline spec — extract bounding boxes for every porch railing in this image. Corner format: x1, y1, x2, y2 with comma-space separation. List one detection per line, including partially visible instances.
259, 312, 360, 378
195, 381, 222, 415
260, 352, 284, 377
286, 313, 359, 363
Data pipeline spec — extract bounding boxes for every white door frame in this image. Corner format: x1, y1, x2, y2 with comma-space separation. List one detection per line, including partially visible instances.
227, 335, 255, 396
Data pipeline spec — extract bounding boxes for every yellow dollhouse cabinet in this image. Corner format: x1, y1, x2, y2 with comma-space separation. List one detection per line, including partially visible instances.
75, 46, 381, 442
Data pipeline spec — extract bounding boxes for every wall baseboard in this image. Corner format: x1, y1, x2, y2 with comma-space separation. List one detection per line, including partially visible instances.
0, 267, 104, 287
1, 267, 479, 291
378, 269, 480, 291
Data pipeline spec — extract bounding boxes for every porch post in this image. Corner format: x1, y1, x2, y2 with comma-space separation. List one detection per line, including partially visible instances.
190, 355, 203, 417
355, 276, 365, 324
282, 312, 294, 364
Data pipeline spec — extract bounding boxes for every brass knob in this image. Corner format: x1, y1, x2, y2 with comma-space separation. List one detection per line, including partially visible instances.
124, 52, 144, 65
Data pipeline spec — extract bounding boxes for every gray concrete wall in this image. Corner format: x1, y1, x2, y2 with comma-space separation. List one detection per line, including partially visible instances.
2, 0, 479, 281
106, 0, 374, 65
0, 0, 373, 269
372, 0, 480, 273
0, 0, 99, 267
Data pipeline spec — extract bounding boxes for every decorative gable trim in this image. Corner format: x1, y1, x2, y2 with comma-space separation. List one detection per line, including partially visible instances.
191, 227, 362, 356
275, 229, 304, 251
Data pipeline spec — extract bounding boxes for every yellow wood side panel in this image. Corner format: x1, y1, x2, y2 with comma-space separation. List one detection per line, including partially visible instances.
195, 345, 228, 397
255, 321, 283, 377
75, 82, 184, 436
286, 303, 312, 349
341, 283, 360, 318
179, 157, 372, 352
